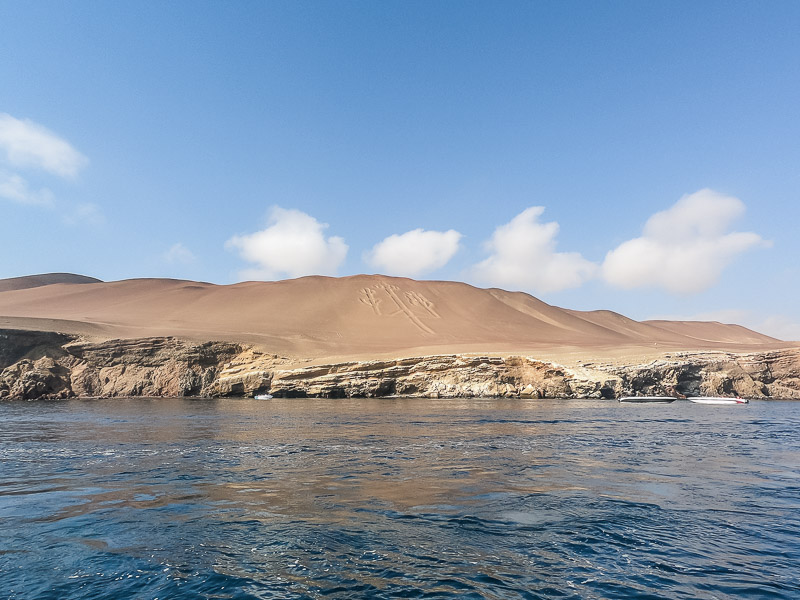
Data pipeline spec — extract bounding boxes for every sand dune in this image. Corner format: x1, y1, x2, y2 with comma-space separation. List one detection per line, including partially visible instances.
642, 320, 778, 345
0, 273, 787, 360
0, 273, 102, 293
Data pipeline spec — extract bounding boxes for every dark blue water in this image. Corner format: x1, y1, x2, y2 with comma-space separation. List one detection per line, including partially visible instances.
1, 398, 798, 599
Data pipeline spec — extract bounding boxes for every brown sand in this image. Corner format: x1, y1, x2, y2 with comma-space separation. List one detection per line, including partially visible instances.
0, 272, 101, 293
0, 273, 792, 365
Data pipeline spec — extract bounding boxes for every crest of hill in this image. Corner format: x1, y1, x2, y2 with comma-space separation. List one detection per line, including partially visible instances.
0, 273, 102, 293
643, 320, 780, 344
0, 273, 786, 358
562, 308, 695, 344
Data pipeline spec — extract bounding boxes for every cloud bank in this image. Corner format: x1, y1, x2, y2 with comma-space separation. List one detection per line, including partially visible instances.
366, 228, 462, 277
602, 189, 768, 294
227, 207, 348, 280
471, 207, 597, 293
0, 113, 87, 178
0, 113, 88, 209
0, 171, 54, 205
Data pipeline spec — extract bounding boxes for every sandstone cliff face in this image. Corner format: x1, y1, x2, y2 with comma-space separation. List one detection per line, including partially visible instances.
1, 329, 799, 400
599, 350, 800, 399
0, 332, 242, 400
0, 330, 76, 399
64, 337, 243, 398
262, 355, 583, 399
0, 330, 74, 371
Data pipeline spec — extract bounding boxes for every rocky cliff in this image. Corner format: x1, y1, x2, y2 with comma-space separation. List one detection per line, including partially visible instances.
1, 329, 799, 400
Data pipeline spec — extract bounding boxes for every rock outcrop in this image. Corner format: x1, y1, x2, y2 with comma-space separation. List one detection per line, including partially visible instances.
65, 337, 243, 398
1, 328, 799, 400
264, 355, 583, 399
0, 331, 242, 399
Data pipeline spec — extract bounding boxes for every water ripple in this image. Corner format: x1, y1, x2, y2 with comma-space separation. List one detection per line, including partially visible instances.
1, 397, 798, 599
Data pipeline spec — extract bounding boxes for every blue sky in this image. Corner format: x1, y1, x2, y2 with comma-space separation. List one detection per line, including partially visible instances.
1, 1, 799, 338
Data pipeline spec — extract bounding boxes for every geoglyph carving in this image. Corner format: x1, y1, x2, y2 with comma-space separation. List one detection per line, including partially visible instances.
359, 287, 382, 315
359, 285, 440, 334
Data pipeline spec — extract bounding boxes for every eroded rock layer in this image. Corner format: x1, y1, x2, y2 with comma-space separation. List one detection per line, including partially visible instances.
1, 329, 799, 400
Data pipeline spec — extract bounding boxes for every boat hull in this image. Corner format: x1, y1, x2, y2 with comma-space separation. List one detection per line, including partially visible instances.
688, 397, 748, 404
619, 396, 676, 403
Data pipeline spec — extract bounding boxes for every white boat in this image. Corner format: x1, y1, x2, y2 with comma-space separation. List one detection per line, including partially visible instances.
619, 396, 676, 403
254, 394, 273, 400
688, 396, 748, 405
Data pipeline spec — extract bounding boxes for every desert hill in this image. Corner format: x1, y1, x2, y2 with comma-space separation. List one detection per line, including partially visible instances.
0, 273, 102, 293
641, 320, 777, 345
0, 273, 785, 361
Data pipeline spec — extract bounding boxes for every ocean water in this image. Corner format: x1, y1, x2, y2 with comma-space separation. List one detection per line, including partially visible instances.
1, 397, 798, 600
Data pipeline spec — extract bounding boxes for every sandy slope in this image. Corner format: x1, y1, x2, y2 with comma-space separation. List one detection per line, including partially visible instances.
0, 273, 789, 362
0, 273, 101, 293
642, 320, 778, 345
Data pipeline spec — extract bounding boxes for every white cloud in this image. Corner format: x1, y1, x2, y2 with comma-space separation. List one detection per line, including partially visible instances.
366, 228, 462, 277
226, 207, 348, 280
471, 206, 598, 293
0, 170, 54, 205
602, 189, 768, 294
63, 202, 105, 227
164, 242, 196, 264
0, 113, 88, 178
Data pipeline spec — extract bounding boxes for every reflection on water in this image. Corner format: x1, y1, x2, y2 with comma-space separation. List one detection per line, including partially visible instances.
1, 398, 799, 599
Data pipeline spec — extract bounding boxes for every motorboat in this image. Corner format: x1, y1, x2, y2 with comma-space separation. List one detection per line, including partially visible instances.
688, 396, 748, 404
254, 394, 273, 400
618, 396, 676, 403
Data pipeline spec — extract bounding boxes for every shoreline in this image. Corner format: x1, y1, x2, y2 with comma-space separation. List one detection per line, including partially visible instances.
3, 328, 799, 401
